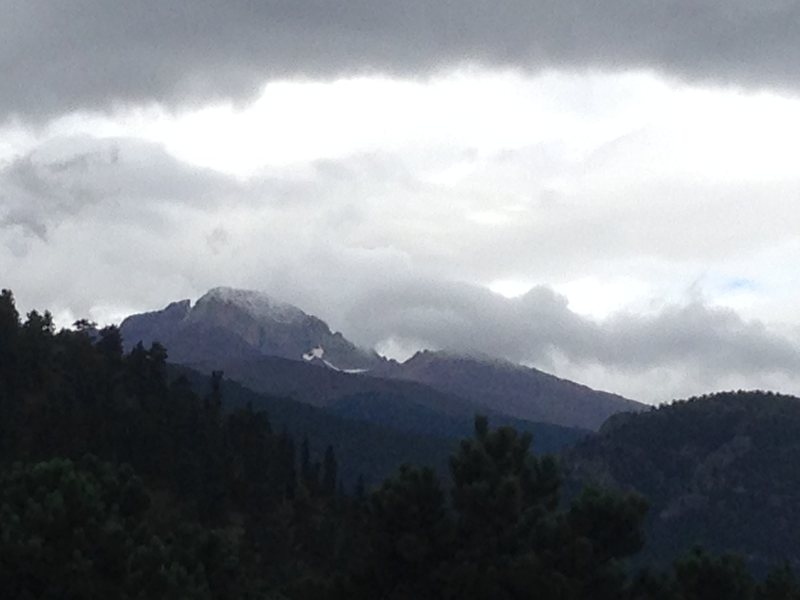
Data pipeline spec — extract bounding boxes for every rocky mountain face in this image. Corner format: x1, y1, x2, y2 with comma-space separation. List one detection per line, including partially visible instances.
564, 391, 800, 569
376, 350, 644, 430
120, 287, 381, 370
120, 287, 641, 432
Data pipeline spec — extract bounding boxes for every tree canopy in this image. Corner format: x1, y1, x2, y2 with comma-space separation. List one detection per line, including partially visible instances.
0, 288, 798, 599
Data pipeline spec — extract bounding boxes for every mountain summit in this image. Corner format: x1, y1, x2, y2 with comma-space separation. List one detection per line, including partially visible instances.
120, 287, 381, 370
121, 286, 642, 431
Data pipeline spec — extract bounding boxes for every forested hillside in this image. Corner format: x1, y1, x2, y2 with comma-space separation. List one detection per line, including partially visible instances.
566, 390, 800, 572
2, 288, 800, 599
178, 357, 588, 457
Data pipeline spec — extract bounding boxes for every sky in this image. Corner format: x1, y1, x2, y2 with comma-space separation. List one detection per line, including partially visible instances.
3, 1, 800, 403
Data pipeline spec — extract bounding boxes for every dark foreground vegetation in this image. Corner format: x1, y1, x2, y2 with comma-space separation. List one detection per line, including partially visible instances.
1, 288, 799, 599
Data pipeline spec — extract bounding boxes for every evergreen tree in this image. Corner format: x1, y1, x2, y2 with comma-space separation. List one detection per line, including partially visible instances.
673, 548, 755, 600
0, 289, 797, 599
364, 465, 452, 599
758, 564, 800, 600
322, 445, 338, 497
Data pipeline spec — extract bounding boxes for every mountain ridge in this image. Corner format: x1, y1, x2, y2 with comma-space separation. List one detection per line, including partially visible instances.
120, 287, 644, 430
377, 349, 643, 430
120, 286, 382, 370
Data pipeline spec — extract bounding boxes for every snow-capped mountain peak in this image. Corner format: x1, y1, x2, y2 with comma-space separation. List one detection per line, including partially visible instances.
303, 346, 325, 361
196, 286, 306, 324
121, 287, 382, 371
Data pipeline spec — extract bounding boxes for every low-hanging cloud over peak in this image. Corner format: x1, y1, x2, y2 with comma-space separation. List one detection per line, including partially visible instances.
346, 280, 800, 379
4, 0, 800, 120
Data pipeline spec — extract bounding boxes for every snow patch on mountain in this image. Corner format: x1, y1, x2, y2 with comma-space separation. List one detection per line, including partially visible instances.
303, 345, 369, 374
303, 346, 325, 361
322, 359, 369, 374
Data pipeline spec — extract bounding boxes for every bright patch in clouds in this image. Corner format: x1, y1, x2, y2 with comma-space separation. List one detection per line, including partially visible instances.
555, 277, 654, 320
4, 67, 800, 403
489, 280, 533, 299
10, 70, 669, 175
29, 68, 800, 186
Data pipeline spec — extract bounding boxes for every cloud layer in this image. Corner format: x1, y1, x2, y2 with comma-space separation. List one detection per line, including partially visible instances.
346, 279, 800, 397
4, 0, 800, 119
3, 133, 800, 403
4, 6, 800, 404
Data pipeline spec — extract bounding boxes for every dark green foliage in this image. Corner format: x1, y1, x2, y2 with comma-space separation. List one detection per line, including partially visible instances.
349, 416, 650, 600
178, 365, 460, 489
2, 289, 800, 599
758, 564, 800, 600
673, 548, 754, 600
0, 457, 212, 599
568, 486, 649, 562
322, 445, 337, 496
364, 465, 452, 599
628, 555, 800, 600
0, 290, 347, 597
566, 391, 800, 570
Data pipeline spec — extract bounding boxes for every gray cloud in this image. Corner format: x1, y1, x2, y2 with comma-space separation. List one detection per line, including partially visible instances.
344, 279, 800, 376
3, 134, 800, 403
0, 136, 238, 240
342, 279, 800, 402
0, 148, 110, 239
3, 0, 800, 120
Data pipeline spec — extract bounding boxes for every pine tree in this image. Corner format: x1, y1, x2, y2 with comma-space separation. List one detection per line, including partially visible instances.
322, 445, 338, 497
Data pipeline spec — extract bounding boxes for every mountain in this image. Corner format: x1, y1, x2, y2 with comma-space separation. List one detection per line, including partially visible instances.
376, 350, 643, 430
171, 365, 457, 487
173, 353, 589, 453
564, 390, 800, 570
171, 365, 585, 486
120, 287, 641, 431
120, 286, 380, 370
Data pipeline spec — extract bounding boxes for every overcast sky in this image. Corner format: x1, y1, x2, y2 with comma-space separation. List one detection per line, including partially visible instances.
3, 1, 800, 403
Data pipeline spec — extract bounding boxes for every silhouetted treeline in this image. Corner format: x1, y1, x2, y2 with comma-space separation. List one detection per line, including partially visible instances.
1, 288, 799, 599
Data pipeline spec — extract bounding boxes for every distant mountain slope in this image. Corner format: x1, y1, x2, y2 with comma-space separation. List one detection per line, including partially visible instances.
564, 391, 800, 570
172, 365, 456, 488
121, 287, 641, 431
172, 365, 583, 489
377, 350, 643, 430
121, 287, 380, 370
198, 353, 475, 414
185, 354, 589, 453
327, 392, 588, 452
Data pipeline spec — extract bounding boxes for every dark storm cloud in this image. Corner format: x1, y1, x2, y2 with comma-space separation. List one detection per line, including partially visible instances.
3, 0, 800, 119
345, 280, 800, 377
